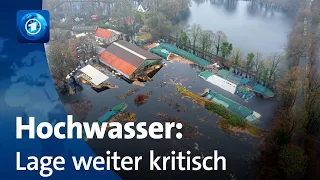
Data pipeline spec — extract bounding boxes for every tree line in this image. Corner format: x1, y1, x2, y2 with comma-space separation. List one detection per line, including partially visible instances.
159, 23, 284, 89
255, 0, 320, 179
108, 0, 285, 89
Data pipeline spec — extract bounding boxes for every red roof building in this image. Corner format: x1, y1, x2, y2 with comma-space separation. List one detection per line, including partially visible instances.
99, 51, 137, 76
95, 28, 113, 39
97, 40, 162, 79
95, 28, 122, 44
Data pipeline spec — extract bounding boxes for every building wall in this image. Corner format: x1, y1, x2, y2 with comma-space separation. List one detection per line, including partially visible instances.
133, 59, 162, 76
95, 33, 121, 44
98, 58, 130, 79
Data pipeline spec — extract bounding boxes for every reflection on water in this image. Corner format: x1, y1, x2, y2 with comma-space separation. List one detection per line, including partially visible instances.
187, 0, 294, 56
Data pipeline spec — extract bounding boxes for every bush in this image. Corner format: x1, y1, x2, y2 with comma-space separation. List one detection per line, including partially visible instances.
215, 104, 229, 117
176, 86, 264, 136
204, 101, 215, 110
205, 101, 230, 118
228, 114, 245, 127
278, 145, 308, 177
178, 87, 246, 128
204, 101, 245, 128
276, 131, 292, 146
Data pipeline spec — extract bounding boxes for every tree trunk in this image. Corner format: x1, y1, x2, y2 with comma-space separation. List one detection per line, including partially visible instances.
193, 39, 196, 54
216, 44, 220, 56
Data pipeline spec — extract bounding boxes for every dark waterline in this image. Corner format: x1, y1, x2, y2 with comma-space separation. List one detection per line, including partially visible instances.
186, 0, 294, 56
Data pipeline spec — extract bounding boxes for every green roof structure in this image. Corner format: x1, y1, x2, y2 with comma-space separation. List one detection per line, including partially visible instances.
149, 46, 170, 59
216, 69, 274, 98
253, 84, 274, 98
156, 43, 211, 67
198, 71, 213, 80
217, 69, 233, 79
239, 78, 250, 85
205, 90, 254, 119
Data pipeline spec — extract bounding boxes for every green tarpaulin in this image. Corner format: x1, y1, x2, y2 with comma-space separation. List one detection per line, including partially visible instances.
205, 90, 253, 119
218, 69, 232, 79
240, 78, 250, 85
149, 46, 170, 59
198, 71, 213, 80
154, 44, 211, 67
253, 84, 274, 98
111, 103, 127, 111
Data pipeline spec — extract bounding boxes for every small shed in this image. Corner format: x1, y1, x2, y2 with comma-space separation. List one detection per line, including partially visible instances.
79, 65, 109, 86
137, 4, 149, 13
91, 15, 98, 20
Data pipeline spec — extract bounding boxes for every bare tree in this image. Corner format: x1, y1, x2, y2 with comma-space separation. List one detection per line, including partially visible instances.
198, 30, 214, 59
213, 30, 227, 56
253, 52, 263, 72
78, 37, 95, 60
245, 52, 255, 78
267, 53, 284, 84
47, 42, 77, 83
277, 66, 304, 108
190, 24, 202, 54
287, 31, 308, 67
231, 48, 241, 73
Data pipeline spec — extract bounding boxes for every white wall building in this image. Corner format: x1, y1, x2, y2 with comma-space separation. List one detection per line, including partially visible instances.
95, 28, 122, 44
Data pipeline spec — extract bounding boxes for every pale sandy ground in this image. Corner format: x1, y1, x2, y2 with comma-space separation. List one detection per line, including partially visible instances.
168, 53, 195, 64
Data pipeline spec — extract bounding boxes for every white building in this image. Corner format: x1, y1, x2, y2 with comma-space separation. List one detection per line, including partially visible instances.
79, 65, 109, 86
95, 28, 122, 44
137, 4, 149, 13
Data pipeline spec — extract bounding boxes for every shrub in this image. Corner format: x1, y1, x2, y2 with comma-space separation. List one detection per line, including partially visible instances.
276, 131, 292, 146
204, 101, 215, 110
278, 145, 308, 177
204, 97, 245, 128
204, 101, 231, 119
215, 104, 229, 117
178, 86, 246, 128
228, 114, 245, 127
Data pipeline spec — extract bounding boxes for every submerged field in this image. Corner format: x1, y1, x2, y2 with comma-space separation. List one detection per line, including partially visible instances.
60, 61, 278, 180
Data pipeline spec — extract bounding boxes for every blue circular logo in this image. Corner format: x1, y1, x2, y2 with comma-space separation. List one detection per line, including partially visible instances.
18, 13, 48, 41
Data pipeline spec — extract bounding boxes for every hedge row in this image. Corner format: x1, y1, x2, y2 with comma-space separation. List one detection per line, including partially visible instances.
204, 101, 245, 127
176, 86, 245, 128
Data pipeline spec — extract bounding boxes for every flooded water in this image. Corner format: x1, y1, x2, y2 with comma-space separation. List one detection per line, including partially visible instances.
186, 0, 294, 56
61, 61, 278, 180
57, 1, 293, 179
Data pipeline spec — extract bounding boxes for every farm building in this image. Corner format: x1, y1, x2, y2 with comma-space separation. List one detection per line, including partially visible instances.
95, 28, 123, 44
79, 65, 109, 86
150, 43, 211, 67
97, 40, 163, 80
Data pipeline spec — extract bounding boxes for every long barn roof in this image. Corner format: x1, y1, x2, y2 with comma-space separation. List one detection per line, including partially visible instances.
98, 40, 162, 77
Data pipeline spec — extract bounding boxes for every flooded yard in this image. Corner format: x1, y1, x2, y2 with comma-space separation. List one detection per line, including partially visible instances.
60, 60, 278, 180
